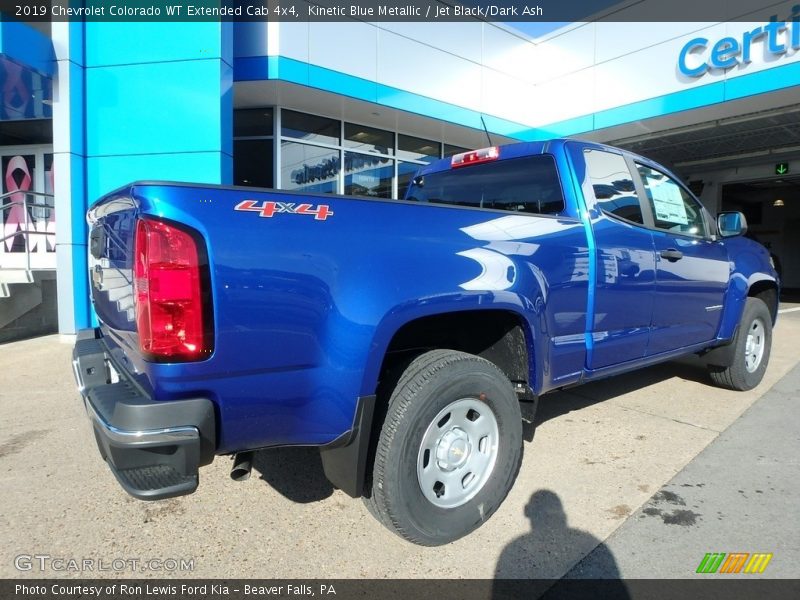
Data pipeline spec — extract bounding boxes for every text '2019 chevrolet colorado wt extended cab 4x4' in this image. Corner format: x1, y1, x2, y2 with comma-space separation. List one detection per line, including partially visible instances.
73, 139, 779, 545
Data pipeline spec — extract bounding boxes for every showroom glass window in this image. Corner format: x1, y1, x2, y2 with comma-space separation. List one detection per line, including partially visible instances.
444, 144, 470, 158
636, 164, 707, 237
282, 110, 340, 145
584, 149, 644, 224
397, 135, 442, 199
280, 110, 341, 194
233, 107, 475, 198
233, 109, 274, 189
281, 142, 340, 195
344, 123, 394, 198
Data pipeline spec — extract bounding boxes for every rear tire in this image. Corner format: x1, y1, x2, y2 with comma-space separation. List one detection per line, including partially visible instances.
364, 349, 522, 546
708, 297, 772, 391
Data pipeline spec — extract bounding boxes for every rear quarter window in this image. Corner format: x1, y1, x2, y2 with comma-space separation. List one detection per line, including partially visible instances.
584, 149, 644, 225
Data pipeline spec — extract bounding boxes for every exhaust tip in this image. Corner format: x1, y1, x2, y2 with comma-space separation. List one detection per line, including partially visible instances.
230, 451, 255, 482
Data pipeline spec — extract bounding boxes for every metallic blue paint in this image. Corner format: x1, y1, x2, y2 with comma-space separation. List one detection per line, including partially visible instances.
565, 142, 657, 370
561, 142, 598, 375
714, 235, 779, 341
647, 230, 729, 355
85, 139, 778, 456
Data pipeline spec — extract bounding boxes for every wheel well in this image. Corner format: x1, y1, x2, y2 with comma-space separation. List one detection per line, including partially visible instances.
748, 281, 778, 324
378, 310, 531, 395
357, 310, 532, 498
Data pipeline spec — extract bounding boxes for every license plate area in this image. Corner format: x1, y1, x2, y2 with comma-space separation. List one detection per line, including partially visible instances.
72, 334, 116, 393
106, 358, 120, 384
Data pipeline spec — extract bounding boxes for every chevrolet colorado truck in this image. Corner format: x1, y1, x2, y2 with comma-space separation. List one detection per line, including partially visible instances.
73, 139, 779, 545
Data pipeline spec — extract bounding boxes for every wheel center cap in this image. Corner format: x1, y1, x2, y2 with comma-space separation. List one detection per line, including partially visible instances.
436, 428, 470, 470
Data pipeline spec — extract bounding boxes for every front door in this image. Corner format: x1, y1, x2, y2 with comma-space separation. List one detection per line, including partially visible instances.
634, 163, 729, 354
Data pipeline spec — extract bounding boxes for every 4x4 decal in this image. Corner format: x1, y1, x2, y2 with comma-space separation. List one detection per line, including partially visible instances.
234, 200, 334, 221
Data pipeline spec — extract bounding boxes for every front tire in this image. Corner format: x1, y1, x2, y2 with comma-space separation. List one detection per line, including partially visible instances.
709, 297, 772, 391
365, 349, 523, 545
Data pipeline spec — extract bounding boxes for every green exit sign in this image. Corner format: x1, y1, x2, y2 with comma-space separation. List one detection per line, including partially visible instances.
776, 162, 790, 175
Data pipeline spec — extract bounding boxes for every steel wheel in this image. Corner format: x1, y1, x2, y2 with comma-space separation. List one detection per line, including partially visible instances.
744, 317, 766, 373
708, 297, 772, 391
364, 349, 523, 545
417, 397, 499, 509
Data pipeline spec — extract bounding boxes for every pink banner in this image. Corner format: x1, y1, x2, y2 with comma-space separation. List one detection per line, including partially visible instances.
4, 155, 33, 252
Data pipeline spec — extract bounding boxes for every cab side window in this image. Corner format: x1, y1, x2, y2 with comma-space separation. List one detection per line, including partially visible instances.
636, 164, 707, 237
584, 150, 644, 224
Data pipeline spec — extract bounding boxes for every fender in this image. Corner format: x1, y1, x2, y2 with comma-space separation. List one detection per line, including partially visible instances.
333, 296, 539, 499
715, 237, 779, 344
358, 293, 541, 399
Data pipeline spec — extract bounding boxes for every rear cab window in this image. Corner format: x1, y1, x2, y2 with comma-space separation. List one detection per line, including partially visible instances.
405, 155, 565, 215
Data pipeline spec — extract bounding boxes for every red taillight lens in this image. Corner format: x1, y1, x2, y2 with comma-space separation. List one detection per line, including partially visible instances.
451, 146, 500, 168
134, 218, 212, 361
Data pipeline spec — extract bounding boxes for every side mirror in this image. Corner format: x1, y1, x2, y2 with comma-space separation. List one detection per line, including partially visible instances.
717, 211, 748, 238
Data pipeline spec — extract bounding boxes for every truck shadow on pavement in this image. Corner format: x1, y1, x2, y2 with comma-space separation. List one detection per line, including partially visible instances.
535, 357, 712, 428
249, 359, 712, 504
493, 489, 630, 599
251, 446, 334, 503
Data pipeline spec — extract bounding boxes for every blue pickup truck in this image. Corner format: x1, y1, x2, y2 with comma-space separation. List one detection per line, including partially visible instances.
73, 139, 778, 545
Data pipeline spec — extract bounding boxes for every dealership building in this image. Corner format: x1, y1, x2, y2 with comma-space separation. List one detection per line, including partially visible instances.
1, 1, 799, 339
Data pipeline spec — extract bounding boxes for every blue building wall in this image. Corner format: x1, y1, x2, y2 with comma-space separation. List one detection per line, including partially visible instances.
83, 23, 234, 201
51, 23, 86, 335
52, 22, 234, 332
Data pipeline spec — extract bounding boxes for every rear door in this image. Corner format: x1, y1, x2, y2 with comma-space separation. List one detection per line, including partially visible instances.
633, 162, 729, 354
571, 145, 657, 369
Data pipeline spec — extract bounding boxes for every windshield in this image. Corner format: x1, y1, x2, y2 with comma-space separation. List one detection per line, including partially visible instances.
405, 155, 564, 215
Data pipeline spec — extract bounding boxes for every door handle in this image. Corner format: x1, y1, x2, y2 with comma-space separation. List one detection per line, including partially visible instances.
660, 248, 683, 262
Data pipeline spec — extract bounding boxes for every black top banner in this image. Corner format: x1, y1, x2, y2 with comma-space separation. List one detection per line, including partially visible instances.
1, 0, 797, 23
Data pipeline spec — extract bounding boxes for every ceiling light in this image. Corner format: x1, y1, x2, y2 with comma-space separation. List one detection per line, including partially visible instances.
351, 132, 378, 142
773, 199, 785, 207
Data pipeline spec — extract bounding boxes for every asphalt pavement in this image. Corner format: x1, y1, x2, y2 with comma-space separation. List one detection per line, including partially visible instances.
567, 359, 800, 578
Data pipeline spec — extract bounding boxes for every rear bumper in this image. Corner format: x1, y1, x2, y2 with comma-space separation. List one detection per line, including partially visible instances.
72, 328, 216, 500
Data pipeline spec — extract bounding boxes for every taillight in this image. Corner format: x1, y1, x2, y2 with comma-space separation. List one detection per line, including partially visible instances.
451, 146, 499, 168
134, 217, 212, 361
